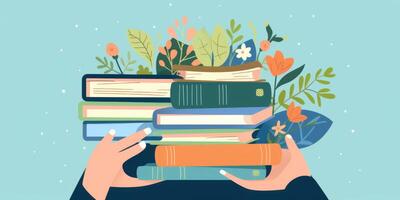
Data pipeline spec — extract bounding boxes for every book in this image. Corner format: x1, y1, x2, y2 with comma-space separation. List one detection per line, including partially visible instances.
155, 144, 282, 167
78, 102, 170, 121
82, 74, 180, 102
137, 164, 266, 180
153, 107, 273, 129
173, 61, 262, 82
170, 81, 271, 108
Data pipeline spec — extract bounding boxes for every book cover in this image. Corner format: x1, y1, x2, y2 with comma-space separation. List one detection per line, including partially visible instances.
137, 164, 266, 180
173, 61, 262, 82
155, 144, 282, 167
153, 107, 273, 129
78, 102, 170, 121
82, 74, 181, 102
170, 81, 271, 108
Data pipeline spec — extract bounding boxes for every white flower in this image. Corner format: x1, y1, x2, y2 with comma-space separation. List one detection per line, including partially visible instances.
235, 43, 252, 61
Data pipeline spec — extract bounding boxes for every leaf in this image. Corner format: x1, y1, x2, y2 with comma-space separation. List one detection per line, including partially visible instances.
230, 19, 235, 31
324, 67, 335, 77
97, 65, 106, 69
305, 73, 311, 87
232, 35, 243, 45
304, 91, 315, 104
211, 25, 230, 66
233, 24, 241, 33
192, 28, 212, 66
299, 76, 304, 92
271, 36, 283, 42
127, 29, 154, 66
96, 56, 105, 64
318, 88, 330, 93
289, 84, 294, 97
137, 65, 152, 75
317, 94, 322, 107
276, 64, 305, 89
317, 79, 330, 85
292, 96, 305, 105
319, 93, 336, 99
254, 110, 333, 149
226, 29, 233, 39
266, 24, 273, 41
120, 57, 126, 67
278, 90, 288, 108
315, 68, 322, 79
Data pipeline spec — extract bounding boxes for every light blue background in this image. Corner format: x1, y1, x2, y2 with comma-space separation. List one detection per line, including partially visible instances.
1, 0, 399, 199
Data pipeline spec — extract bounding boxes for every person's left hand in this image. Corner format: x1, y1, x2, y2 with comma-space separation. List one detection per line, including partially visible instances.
82, 128, 161, 200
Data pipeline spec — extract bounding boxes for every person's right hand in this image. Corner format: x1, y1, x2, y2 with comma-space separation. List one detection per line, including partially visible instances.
82, 128, 161, 200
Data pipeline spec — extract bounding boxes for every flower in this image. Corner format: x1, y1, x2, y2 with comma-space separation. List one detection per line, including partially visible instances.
287, 102, 308, 123
186, 45, 193, 55
235, 43, 252, 61
158, 46, 166, 55
191, 59, 201, 66
170, 49, 178, 59
186, 28, 196, 41
260, 40, 270, 51
174, 19, 179, 27
106, 43, 119, 57
166, 40, 172, 50
182, 16, 188, 26
158, 60, 166, 67
271, 120, 286, 136
167, 27, 177, 38
265, 50, 294, 76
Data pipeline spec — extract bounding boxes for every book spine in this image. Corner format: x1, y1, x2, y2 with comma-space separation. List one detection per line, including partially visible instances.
155, 144, 281, 167
170, 82, 271, 108
137, 166, 266, 180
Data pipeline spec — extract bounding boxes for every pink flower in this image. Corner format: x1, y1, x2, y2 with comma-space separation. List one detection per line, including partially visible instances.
182, 16, 188, 26
174, 19, 179, 27
186, 28, 196, 41
158, 46, 166, 55
167, 27, 177, 38
166, 40, 172, 50
191, 59, 201, 66
260, 40, 271, 51
170, 49, 178, 59
158, 60, 166, 67
186, 45, 193, 55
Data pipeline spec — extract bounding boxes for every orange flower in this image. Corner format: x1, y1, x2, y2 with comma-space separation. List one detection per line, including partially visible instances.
158, 46, 166, 55
287, 102, 307, 123
165, 40, 172, 50
265, 50, 294, 76
106, 43, 119, 57
182, 16, 188, 26
260, 40, 270, 51
158, 60, 166, 67
186, 28, 196, 41
186, 45, 193, 55
191, 59, 201, 66
167, 27, 177, 38
170, 49, 178, 59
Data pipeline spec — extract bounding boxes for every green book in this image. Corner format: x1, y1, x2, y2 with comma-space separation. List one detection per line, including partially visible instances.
78, 102, 170, 121
170, 81, 271, 109
137, 164, 266, 180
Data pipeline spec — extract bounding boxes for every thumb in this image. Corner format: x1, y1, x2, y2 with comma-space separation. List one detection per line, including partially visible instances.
219, 169, 282, 191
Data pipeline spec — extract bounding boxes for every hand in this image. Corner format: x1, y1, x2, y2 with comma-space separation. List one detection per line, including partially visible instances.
82, 128, 161, 200
220, 134, 311, 191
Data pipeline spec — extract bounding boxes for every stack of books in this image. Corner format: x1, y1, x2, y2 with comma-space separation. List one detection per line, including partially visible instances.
79, 61, 282, 181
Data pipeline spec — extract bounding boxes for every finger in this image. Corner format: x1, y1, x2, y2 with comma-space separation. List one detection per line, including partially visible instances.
115, 128, 152, 151
119, 141, 147, 161
219, 170, 285, 191
112, 169, 162, 187
99, 129, 116, 145
285, 134, 301, 155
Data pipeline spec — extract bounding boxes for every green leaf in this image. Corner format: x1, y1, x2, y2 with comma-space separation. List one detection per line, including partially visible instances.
289, 84, 294, 97
299, 76, 304, 92
276, 64, 305, 89
271, 36, 283, 42
120, 57, 126, 67
233, 24, 241, 33
232, 35, 243, 45
96, 57, 104, 64
97, 65, 106, 69
319, 93, 336, 99
318, 88, 330, 93
305, 73, 311, 87
278, 90, 288, 108
304, 91, 315, 104
324, 67, 335, 77
110, 61, 114, 68
127, 29, 154, 67
292, 96, 305, 105
266, 24, 273, 41
211, 25, 230, 66
317, 79, 330, 85
226, 29, 233, 39
317, 94, 322, 107
230, 19, 235, 31
192, 28, 212, 66
315, 68, 322, 79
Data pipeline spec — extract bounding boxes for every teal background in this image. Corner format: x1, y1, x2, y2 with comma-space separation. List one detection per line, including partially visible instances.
1, 0, 399, 199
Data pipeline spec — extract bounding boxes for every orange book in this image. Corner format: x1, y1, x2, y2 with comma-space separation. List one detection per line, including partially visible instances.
155, 144, 282, 167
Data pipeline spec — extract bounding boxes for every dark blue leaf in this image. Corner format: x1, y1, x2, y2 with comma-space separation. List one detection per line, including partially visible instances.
253, 110, 332, 148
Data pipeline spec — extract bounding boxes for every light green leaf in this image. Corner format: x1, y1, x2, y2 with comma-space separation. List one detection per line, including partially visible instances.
211, 25, 230, 66
315, 68, 322, 79
127, 29, 154, 67
278, 90, 288, 108
232, 35, 243, 45
317, 79, 330, 85
233, 24, 241, 33
305, 73, 311, 87
289, 84, 294, 97
292, 96, 305, 105
226, 29, 233, 39
192, 28, 212, 66
97, 65, 106, 69
299, 76, 304, 92
96, 57, 104, 64
319, 88, 330, 93
319, 93, 336, 99
230, 19, 235, 31
324, 67, 335, 77
304, 91, 315, 104
317, 94, 322, 107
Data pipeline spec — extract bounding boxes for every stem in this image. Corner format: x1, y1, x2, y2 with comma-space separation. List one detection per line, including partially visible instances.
272, 76, 277, 114
275, 79, 317, 112
256, 49, 262, 61
113, 57, 123, 74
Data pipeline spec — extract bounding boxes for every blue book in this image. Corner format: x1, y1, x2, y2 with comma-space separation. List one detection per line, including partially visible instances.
137, 164, 266, 180
83, 121, 161, 141
153, 107, 272, 129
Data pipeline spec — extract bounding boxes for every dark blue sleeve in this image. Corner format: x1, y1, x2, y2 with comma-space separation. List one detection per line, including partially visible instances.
70, 173, 95, 200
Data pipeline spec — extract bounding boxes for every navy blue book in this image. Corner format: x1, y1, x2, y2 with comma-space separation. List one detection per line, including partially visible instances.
82, 74, 181, 102
153, 107, 273, 129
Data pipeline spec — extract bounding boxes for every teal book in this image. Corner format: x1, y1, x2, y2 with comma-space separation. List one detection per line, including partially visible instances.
170, 81, 271, 108
137, 164, 266, 180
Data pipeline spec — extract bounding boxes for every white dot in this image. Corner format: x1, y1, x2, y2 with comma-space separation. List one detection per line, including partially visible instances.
309, 52, 313, 56
82, 146, 86, 150
40, 131, 44, 136
63, 164, 68, 167
297, 42, 301, 46
59, 48, 64, 52
59, 179, 63, 183
217, 4, 222, 7
65, 129, 69, 133
168, 2, 172, 7
152, 25, 156, 29
33, 150, 37, 154
116, 20, 120, 24
197, 16, 202, 20
339, 152, 343, 156
346, 64, 351, 68
74, 24, 79, 28
351, 129, 355, 133
61, 89, 66, 94
45, 111, 49, 115
311, 14, 316, 18
289, 14, 293, 18
330, 42, 334, 46
52, 141, 56, 145
317, 155, 321, 159
348, 180, 352, 184
97, 43, 101, 47
77, 68, 81, 72
94, 27, 99, 31
344, 109, 347, 113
